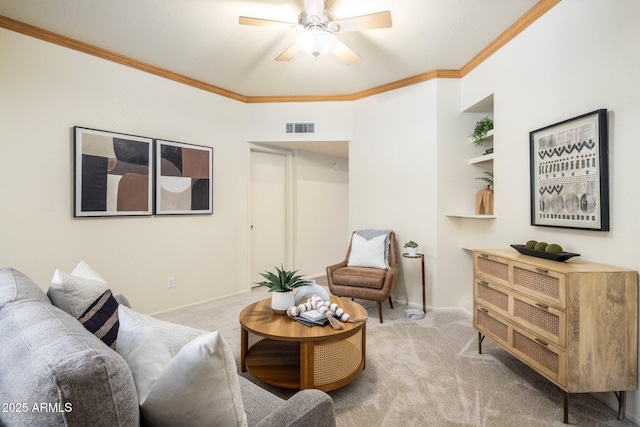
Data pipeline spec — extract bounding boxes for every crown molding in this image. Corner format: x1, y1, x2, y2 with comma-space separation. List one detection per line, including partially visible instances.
0, 15, 249, 103
244, 69, 461, 103
0, 1, 559, 104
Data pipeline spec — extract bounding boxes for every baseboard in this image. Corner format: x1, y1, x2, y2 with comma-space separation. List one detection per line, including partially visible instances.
148, 288, 253, 316
393, 297, 472, 318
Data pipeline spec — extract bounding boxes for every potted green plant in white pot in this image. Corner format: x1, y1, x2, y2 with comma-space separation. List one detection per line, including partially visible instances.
256, 264, 312, 314
404, 241, 419, 256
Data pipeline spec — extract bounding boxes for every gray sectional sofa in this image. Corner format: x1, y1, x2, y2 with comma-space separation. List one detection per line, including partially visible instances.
0, 268, 336, 427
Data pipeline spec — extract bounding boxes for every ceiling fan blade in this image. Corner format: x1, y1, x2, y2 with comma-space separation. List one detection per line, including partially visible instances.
331, 40, 360, 65
239, 16, 297, 29
275, 43, 301, 61
333, 11, 392, 32
304, 0, 325, 19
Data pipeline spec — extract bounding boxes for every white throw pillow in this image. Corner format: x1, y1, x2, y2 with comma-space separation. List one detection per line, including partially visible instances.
116, 305, 206, 357
116, 306, 248, 427
347, 233, 388, 269
71, 260, 108, 285
47, 260, 108, 318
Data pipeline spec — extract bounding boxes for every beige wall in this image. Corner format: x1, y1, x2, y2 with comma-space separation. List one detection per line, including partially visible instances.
459, 0, 640, 419
2, 0, 640, 420
2, 1, 638, 314
0, 28, 250, 314
244, 101, 353, 280
293, 150, 349, 278
459, 0, 640, 284
351, 84, 439, 307
0, 29, 354, 313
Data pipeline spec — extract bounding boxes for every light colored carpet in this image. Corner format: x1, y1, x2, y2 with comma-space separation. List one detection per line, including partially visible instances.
154, 286, 637, 427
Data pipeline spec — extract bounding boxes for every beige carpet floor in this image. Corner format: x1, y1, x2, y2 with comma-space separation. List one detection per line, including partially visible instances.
154, 286, 637, 427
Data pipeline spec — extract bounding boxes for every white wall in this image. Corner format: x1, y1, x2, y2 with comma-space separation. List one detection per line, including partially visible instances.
351, 83, 439, 307
459, 0, 640, 283
2, 0, 640, 419
0, 28, 250, 314
457, 0, 640, 420
293, 150, 349, 278
245, 102, 353, 142
435, 78, 485, 311
245, 102, 352, 279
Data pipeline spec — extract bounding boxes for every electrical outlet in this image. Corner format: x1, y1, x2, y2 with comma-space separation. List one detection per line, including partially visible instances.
167, 277, 175, 288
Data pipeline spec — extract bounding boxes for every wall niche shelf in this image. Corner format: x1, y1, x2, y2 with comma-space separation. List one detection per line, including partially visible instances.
445, 93, 496, 227
469, 129, 494, 146
446, 214, 496, 219
469, 153, 494, 165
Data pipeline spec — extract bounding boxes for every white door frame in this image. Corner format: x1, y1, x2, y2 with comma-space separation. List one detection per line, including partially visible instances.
249, 145, 295, 280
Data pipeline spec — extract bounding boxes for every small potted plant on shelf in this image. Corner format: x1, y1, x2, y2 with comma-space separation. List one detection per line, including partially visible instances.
404, 241, 419, 256
256, 264, 312, 314
470, 117, 494, 146
476, 171, 494, 190
475, 172, 494, 215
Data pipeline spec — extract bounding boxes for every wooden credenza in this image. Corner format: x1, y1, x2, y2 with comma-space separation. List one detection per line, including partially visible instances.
473, 249, 638, 423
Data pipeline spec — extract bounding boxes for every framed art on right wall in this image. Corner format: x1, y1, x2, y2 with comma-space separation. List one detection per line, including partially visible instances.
155, 139, 213, 215
529, 109, 609, 231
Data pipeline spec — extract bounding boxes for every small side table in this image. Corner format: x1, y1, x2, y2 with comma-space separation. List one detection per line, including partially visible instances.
402, 253, 426, 314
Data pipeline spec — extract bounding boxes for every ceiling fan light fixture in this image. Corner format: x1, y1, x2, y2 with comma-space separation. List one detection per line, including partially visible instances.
296, 28, 336, 59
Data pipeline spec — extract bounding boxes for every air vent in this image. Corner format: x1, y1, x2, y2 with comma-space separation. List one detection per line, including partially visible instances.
285, 122, 315, 134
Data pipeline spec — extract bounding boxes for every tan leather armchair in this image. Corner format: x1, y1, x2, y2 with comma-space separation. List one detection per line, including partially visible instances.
326, 231, 397, 323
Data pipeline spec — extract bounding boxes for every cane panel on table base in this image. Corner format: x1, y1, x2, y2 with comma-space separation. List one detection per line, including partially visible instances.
240, 297, 367, 392
314, 332, 363, 386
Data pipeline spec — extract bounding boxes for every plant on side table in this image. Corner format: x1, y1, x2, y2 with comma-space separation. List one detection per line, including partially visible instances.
256, 264, 312, 314
404, 241, 419, 256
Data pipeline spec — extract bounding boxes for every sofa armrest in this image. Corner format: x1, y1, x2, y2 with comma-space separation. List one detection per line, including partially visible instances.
254, 389, 335, 427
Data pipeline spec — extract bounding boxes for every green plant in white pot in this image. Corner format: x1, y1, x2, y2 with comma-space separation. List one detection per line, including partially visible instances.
256, 264, 312, 314
404, 241, 419, 256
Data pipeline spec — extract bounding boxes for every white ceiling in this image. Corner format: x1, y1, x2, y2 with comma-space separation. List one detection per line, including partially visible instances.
0, 0, 541, 98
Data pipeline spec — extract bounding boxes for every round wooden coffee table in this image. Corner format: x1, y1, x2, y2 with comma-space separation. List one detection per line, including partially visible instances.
239, 296, 367, 392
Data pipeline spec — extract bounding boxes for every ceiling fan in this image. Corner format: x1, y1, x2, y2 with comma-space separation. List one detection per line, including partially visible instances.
239, 0, 392, 65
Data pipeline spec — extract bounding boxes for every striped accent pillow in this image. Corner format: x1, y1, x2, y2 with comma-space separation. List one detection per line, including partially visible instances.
78, 289, 119, 349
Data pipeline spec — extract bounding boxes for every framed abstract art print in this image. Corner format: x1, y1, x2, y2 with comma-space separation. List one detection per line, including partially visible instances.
155, 139, 213, 215
529, 109, 609, 231
74, 127, 153, 217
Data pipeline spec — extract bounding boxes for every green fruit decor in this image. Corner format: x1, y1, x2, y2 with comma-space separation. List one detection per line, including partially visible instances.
511, 241, 578, 261
534, 241, 548, 251
545, 243, 563, 253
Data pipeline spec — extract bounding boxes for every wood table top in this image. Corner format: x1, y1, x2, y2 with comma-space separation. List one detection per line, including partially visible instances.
239, 296, 367, 342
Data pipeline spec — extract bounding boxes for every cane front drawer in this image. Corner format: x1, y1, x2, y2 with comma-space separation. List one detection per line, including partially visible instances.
474, 253, 509, 287
474, 304, 509, 348
510, 323, 567, 386
512, 261, 566, 309
474, 279, 509, 318
511, 293, 566, 347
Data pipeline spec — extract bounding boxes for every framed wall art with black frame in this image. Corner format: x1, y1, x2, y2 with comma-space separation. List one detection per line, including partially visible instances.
155, 139, 213, 215
74, 126, 154, 217
529, 109, 609, 231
